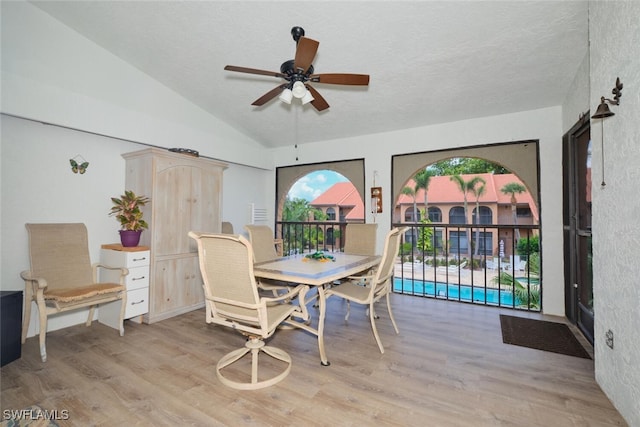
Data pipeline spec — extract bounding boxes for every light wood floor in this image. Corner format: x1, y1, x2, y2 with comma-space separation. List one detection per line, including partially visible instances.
1, 294, 627, 426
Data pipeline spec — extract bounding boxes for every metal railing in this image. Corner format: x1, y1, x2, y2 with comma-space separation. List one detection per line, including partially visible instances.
275, 221, 355, 255
275, 220, 541, 312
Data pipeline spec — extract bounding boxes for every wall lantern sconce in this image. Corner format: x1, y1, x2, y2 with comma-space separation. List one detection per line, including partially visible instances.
69, 155, 89, 174
591, 77, 623, 187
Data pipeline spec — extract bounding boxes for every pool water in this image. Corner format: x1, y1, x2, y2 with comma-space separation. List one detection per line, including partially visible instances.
393, 277, 516, 306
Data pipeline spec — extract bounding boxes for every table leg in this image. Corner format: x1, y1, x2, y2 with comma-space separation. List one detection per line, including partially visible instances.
317, 285, 330, 366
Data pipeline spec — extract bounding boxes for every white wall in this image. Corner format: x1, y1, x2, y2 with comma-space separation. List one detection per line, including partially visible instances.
271, 106, 566, 316
0, 114, 271, 336
562, 52, 590, 130
1, 1, 271, 170
0, 1, 272, 336
589, 2, 640, 424
3, 1, 637, 424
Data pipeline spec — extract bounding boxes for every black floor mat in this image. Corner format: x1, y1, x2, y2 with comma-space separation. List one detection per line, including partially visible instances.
499, 314, 591, 359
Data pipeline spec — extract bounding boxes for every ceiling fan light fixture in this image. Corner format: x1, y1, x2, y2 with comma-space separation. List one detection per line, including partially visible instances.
279, 88, 293, 104
301, 90, 314, 105
291, 81, 307, 99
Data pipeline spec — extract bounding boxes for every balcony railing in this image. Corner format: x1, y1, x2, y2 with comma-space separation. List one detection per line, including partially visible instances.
275, 221, 541, 312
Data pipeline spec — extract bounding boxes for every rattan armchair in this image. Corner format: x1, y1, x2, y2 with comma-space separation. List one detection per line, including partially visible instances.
21, 223, 127, 362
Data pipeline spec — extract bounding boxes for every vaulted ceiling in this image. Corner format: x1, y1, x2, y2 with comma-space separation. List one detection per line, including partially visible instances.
31, 1, 589, 148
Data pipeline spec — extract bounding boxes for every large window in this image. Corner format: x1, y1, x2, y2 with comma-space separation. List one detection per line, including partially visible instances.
428, 207, 442, 222
391, 141, 540, 211
472, 231, 493, 255
449, 207, 466, 224
472, 206, 493, 224
449, 231, 469, 253
277, 159, 365, 223
517, 207, 532, 217
404, 209, 421, 222
326, 207, 336, 220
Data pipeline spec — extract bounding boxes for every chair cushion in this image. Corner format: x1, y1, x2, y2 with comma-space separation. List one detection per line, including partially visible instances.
44, 283, 124, 303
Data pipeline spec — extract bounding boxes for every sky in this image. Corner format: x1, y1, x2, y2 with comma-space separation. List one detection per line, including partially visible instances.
287, 170, 348, 202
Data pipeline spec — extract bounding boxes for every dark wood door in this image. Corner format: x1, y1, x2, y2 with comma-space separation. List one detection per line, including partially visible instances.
562, 115, 593, 344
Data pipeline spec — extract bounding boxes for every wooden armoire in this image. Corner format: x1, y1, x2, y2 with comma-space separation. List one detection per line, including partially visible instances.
122, 148, 227, 323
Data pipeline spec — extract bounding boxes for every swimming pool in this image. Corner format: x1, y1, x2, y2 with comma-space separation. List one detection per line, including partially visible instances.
393, 277, 516, 306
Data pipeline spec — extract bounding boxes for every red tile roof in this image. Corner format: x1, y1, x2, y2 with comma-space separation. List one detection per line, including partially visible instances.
398, 173, 538, 220
310, 182, 365, 220
310, 173, 539, 222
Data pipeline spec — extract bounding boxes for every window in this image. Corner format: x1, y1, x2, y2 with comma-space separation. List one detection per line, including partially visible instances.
471, 231, 493, 255
428, 207, 442, 222
326, 207, 336, 220
391, 141, 540, 213
404, 228, 416, 246
326, 227, 335, 245
404, 209, 420, 222
276, 159, 365, 222
472, 206, 493, 224
449, 231, 469, 253
517, 207, 532, 217
432, 229, 444, 252
449, 207, 466, 224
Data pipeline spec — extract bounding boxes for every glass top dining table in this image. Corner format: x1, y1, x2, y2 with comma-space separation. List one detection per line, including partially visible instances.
253, 253, 380, 366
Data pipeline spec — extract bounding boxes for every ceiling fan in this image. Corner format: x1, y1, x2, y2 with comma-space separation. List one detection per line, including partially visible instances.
224, 26, 370, 112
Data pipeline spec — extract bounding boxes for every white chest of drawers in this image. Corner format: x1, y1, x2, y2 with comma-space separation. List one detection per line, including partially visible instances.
98, 245, 150, 330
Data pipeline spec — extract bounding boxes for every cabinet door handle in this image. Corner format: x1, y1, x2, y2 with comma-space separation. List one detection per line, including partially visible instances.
133, 257, 147, 262
132, 276, 146, 281
131, 300, 145, 305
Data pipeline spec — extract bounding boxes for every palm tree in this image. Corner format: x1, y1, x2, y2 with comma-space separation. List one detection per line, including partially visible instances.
450, 174, 484, 257
500, 182, 526, 241
492, 272, 540, 310
471, 179, 487, 256
401, 186, 418, 223
282, 197, 327, 253
414, 169, 434, 219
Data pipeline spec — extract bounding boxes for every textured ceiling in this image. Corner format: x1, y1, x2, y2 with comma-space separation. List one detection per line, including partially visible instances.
31, 1, 589, 149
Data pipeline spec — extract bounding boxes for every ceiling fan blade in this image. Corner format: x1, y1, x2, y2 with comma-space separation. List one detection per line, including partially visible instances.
309, 73, 370, 86
305, 84, 330, 111
224, 65, 285, 79
251, 84, 287, 106
294, 37, 319, 73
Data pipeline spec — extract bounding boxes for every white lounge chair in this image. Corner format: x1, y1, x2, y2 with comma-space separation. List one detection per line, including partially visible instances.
437, 260, 468, 274
485, 258, 499, 270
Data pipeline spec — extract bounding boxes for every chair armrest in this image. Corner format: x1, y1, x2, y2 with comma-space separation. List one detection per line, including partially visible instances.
274, 239, 284, 257
261, 284, 309, 304
261, 284, 310, 323
93, 263, 129, 284
346, 271, 375, 280
20, 270, 48, 289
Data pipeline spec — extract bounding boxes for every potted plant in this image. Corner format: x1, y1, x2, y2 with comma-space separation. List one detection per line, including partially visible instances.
109, 190, 150, 247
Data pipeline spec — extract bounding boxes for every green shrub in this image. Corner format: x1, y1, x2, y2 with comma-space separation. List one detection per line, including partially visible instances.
517, 235, 539, 256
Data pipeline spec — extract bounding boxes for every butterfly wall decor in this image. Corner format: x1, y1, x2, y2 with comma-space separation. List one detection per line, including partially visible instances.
69, 155, 89, 174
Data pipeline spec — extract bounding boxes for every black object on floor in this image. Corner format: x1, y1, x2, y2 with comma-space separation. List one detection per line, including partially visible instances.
499, 314, 591, 359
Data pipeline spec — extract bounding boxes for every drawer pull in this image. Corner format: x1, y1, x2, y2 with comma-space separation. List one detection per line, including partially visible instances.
132, 276, 146, 281
133, 257, 147, 262
131, 300, 145, 305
